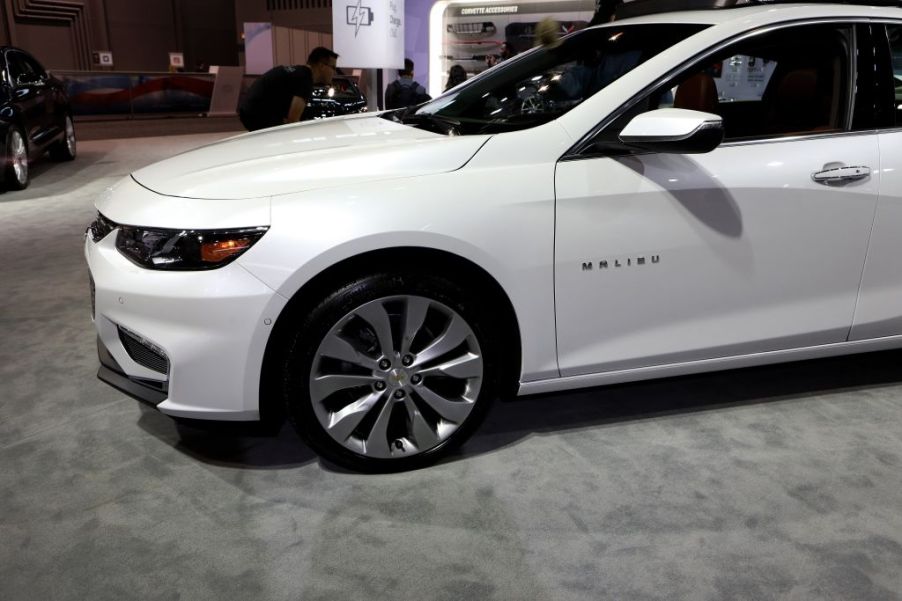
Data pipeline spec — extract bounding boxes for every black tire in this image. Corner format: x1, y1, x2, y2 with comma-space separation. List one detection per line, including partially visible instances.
280, 271, 500, 472
49, 115, 76, 162
4, 127, 29, 191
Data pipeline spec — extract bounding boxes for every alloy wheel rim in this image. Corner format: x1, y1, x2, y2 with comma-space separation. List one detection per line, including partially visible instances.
65, 117, 76, 155
309, 295, 483, 459
11, 131, 26, 184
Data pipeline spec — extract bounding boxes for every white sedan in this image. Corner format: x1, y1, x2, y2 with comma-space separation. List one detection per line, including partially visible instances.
86, 2, 902, 471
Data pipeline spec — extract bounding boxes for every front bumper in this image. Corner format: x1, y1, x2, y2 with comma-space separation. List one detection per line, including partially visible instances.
97, 335, 168, 406
85, 231, 288, 421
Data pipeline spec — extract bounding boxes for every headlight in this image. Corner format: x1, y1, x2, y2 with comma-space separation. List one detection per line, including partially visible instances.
87, 212, 117, 242
115, 225, 269, 270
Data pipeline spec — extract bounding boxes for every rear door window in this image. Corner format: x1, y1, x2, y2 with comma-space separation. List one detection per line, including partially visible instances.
6, 52, 32, 84
889, 25, 902, 125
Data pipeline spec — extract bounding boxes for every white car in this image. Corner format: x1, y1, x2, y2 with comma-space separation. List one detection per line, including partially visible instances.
86, 1, 902, 471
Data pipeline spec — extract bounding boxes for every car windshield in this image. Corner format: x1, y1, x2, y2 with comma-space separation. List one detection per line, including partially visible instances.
383, 23, 709, 135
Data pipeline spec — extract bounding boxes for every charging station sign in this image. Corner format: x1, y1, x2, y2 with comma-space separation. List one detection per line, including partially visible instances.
333, 0, 404, 68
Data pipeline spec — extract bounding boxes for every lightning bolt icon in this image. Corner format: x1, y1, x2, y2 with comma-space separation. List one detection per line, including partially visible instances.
350, 0, 366, 37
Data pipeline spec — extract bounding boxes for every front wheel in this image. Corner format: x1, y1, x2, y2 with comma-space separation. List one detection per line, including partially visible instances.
281, 272, 499, 472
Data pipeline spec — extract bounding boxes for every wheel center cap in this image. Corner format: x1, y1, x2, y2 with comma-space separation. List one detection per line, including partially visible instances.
389, 368, 408, 386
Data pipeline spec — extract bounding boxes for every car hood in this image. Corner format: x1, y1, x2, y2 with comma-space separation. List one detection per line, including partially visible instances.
131, 114, 491, 200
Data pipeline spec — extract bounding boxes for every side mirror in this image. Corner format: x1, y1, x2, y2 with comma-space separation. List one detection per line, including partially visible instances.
619, 108, 723, 154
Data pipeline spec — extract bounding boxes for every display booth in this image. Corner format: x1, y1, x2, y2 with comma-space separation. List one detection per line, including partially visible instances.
428, 0, 595, 96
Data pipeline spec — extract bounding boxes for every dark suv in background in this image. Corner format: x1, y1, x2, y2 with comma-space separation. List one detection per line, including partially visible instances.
0, 46, 76, 191
307, 74, 367, 119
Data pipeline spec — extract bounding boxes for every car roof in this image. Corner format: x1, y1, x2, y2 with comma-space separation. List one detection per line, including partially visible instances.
0, 46, 36, 58
611, 2, 902, 26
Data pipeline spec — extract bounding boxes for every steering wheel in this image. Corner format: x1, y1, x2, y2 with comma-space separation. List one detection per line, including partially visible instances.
520, 93, 546, 115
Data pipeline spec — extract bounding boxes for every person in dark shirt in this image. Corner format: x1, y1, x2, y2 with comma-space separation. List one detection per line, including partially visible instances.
239, 47, 338, 131
384, 58, 431, 110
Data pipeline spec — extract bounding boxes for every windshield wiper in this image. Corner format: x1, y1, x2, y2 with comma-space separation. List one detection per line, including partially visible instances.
400, 112, 461, 135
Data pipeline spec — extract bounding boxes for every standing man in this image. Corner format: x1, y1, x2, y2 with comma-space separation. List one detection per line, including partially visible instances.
239, 47, 339, 131
384, 58, 431, 110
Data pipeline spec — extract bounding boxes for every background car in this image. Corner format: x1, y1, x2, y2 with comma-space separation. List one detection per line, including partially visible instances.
307, 74, 367, 119
0, 46, 76, 191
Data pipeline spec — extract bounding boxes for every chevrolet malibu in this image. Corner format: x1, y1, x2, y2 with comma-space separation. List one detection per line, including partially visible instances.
86, 1, 902, 471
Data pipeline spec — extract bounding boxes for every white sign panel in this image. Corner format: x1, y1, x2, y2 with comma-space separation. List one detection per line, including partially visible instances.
332, 0, 404, 69
208, 66, 245, 116
93, 51, 113, 67
169, 52, 184, 69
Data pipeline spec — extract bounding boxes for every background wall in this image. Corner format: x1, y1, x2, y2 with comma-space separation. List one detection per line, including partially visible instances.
0, 0, 238, 71
236, 0, 333, 68
272, 26, 333, 67
403, 0, 433, 99
236, 0, 332, 32
104, 0, 178, 70
0, 0, 437, 109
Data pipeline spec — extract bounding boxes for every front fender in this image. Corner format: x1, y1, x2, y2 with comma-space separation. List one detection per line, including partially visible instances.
237, 165, 560, 382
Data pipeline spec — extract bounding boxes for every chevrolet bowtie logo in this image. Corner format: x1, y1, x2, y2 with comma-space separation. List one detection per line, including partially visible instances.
347, 0, 374, 37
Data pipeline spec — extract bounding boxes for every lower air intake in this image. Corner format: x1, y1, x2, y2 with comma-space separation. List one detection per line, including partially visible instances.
118, 327, 170, 375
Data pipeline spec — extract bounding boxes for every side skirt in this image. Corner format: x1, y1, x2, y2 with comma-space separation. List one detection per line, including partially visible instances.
518, 334, 902, 396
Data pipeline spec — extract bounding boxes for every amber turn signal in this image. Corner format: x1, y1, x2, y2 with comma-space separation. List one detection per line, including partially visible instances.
200, 238, 253, 263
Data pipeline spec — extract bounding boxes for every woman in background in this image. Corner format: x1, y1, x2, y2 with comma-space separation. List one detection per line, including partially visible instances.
445, 64, 468, 92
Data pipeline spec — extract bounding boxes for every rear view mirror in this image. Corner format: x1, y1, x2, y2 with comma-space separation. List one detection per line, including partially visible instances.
619, 108, 723, 154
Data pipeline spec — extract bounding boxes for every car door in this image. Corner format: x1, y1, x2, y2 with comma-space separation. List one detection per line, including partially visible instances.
5, 50, 51, 150
849, 22, 902, 340
18, 52, 58, 143
554, 21, 880, 377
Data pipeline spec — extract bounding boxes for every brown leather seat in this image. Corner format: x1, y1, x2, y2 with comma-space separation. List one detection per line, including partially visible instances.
765, 60, 840, 135
673, 72, 719, 114
769, 68, 822, 132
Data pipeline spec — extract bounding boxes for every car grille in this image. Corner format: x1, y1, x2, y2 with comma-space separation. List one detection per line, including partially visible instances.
118, 326, 169, 375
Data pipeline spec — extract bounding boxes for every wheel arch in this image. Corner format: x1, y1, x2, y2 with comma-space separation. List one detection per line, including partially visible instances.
1, 109, 27, 148
257, 246, 523, 426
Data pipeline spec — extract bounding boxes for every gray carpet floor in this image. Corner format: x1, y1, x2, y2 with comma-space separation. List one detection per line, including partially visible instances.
2, 133, 902, 601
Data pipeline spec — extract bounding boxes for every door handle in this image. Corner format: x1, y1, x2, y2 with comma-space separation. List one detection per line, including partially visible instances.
812, 165, 871, 184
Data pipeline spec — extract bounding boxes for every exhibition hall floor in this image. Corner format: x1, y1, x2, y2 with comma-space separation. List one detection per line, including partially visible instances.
3, 133, 902, 600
